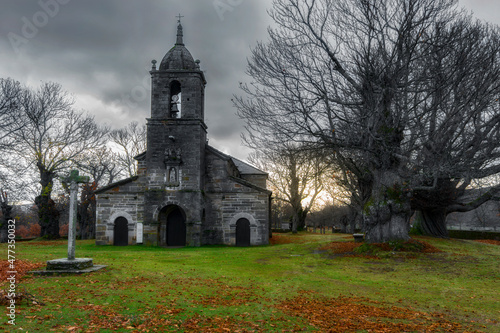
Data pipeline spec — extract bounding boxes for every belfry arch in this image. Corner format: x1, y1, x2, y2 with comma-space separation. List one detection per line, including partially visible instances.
169, 80, 181, 118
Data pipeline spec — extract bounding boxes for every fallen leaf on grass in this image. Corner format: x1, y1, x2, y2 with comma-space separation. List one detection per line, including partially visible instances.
0, 287, 45, 306
319, 241, 362, 254
0, 260, 45, 283
319, 239, 442, 259
474, 239, 500, 246
269, 234, 309, 245
182, 314, 261, 332
276, 294, 477, 332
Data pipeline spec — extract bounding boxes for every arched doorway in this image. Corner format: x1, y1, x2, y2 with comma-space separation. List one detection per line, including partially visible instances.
159, 205, 186, 246
236, 218, 251, 247
113, 217, 128, 246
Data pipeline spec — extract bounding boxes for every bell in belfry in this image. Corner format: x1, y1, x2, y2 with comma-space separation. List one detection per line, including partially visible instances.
170, 94, 179, 118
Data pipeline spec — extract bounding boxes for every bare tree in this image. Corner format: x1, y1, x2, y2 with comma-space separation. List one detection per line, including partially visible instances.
0, 78, 23, 143
13, 82, 107, 239
235, 0, 500, 242
73, 146, 121, 239
75, 146, 121, 187
406, 20, 500, 237
320, 168, 368, 233
271, 198, 294, 230
109, 121, 146, 178
249, 144, 328, 233
326, 165, 373, 233
0, 78, 32, 202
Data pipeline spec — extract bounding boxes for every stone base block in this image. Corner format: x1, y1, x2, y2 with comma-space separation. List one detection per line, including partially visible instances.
31, 265, 107, 276
31, 258, 106, 276
46, 258, 94, 270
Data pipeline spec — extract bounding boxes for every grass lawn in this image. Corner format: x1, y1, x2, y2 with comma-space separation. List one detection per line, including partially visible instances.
1, 233, 499, 332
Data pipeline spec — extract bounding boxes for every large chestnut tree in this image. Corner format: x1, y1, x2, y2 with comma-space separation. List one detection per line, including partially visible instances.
235, 0, 500, 242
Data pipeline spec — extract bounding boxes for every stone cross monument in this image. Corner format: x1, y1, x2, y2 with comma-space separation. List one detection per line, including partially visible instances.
63, 170, 89, 260
42, 169, 106, 273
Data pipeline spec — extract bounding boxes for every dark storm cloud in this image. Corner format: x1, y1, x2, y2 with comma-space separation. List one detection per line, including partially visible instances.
1, 0, 497, 160
0, 0, 271, 159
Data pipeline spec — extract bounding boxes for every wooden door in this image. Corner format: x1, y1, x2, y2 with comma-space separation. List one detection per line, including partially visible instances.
236, 218, 251, 247
113, 217, 128, 246
167, 208, 186, 246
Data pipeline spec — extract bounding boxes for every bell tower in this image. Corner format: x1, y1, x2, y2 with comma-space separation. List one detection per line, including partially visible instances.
149, 18, 206, 121
145, 17, 207, 246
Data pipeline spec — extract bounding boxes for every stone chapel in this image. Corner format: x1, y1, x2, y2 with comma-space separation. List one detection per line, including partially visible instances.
95, 21, 271, 247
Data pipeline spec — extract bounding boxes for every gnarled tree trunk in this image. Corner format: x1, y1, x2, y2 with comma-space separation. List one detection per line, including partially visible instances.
78, 183, 97, 240
364, 170, 411, 243
415, 209, 448, 238
412, 185, 500, 238
291, 206, 308, 234
0, 192, 13, 243
36, 166, 60, 239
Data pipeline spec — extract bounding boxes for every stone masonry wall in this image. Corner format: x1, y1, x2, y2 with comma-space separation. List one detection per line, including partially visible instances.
204, 150, 270, 246
143, 189, 204, 246
151, 71, 205, 120
241, 174, 267, 189
144, 117, 207, 246
95, 177, 145, 245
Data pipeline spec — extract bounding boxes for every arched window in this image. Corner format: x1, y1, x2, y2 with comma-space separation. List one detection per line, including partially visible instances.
170, 80, 182, 118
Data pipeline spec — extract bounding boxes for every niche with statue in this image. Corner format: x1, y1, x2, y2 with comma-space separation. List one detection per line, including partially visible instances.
164, 147, 182, 187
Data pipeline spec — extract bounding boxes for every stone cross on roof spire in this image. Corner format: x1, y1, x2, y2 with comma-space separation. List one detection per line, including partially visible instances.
176, 14, 184, 45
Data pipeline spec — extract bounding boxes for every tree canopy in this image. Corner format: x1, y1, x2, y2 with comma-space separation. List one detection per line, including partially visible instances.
235, 0, 500, 242
11, 81, 107, 238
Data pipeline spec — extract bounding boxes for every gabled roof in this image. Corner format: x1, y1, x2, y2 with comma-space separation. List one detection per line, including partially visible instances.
135, 146, 268, 176
231, 157, 268, 176
230, 175, 272, 195
134, 151, 146, 161
95, 176, 139, 194
206, 145, 268, 175
95, 146, 269, 195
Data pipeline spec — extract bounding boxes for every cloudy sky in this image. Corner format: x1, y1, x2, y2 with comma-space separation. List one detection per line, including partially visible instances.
1, 0, 499, 162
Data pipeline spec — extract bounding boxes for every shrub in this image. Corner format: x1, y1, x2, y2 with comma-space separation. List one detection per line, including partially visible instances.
354, 243, 379, 255
59, 223, 68, 237
16, 225, 30, 239
29, 223, 41, 237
